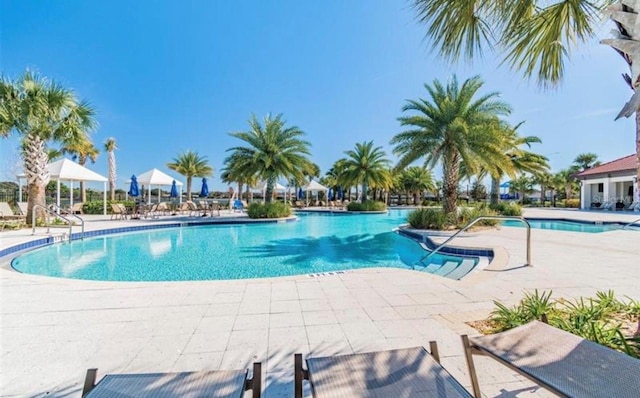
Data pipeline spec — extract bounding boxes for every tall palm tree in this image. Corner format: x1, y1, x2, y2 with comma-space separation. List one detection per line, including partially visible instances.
340, 141, 390, 202
167, 150, 213, 201
228, 114, 314, 203
0, 71, 97, 224
62, 138, 99, 202
400, 166, 435, 205
412, 0, 640, 211
104, 138, 117, 201
573, 152, 601, 171
221, 152, 255, 202
391, 75, 512, 215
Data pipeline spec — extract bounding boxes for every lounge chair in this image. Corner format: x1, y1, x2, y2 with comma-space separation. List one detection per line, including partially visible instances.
0, 202, 25, 220
232, 199, 244, 212
461, 320, 640, 398
294, 344, 472, 398
210, 202, 221, 216
70, 202, 85, 215
110, 203, 127, 220
17, 202, 28, 216
82, 362, 261, 397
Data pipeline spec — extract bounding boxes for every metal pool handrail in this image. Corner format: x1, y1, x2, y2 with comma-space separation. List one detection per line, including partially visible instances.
31, 204, 85, 240
621, 217, 640, 230
419, 215, 532, 267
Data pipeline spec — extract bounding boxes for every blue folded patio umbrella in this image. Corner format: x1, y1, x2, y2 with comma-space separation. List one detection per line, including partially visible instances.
328, 188, 333, 201
129, 175, 140, 197
170, 180, 178, 198
297, 187, 303, 200
337, 186, 343, 200
200, 178, 209, 198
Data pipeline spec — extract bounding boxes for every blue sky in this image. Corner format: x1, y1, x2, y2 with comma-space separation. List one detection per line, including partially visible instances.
1, 1, 636, 192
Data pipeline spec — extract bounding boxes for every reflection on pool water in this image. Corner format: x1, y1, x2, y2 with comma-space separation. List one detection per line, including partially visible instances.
12, 210, 478, 282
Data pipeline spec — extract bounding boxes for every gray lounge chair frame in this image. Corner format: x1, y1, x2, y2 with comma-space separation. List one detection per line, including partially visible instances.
82, 362, 261, 397
295, 343, 472, 398
462, 320, 640, 398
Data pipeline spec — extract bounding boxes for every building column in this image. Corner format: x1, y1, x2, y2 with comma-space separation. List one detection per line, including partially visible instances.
580, 182, 589, 209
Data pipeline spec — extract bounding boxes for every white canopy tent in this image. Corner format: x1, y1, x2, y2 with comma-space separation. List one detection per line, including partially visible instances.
302, 180, 329, 205
17, 158, 109, 215
134, 168, 183, 204
251, 181, 287, 203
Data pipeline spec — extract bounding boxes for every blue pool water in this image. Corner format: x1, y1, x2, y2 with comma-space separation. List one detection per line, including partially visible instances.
501, 219, 636, 233
12, 210, 477, 282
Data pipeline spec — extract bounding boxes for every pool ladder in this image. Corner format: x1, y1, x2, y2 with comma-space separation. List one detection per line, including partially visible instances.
419, 216, 532, 267
31, 204, 85, 240
621, 217, 640, 230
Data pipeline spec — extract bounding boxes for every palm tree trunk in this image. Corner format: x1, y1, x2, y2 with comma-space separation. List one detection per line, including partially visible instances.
79, 156, 87, 203
108, 150, 116, 201
186, 177, 192, 201
362, 183, 368, 202
23, 134, 50, 225
442, 157, 459, 215
265, 176, 276, 203
540, 185, 546, 207
490, 176, 500, 205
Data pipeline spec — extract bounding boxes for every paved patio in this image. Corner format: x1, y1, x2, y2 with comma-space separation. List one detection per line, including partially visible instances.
1, 208, 638, 397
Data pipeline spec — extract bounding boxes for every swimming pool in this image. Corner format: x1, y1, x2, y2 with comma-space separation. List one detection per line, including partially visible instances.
501, 218, 640, 233
11, 210, 478, 282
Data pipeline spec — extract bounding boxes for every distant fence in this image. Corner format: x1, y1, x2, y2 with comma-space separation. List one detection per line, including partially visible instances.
0, 190, 131, 204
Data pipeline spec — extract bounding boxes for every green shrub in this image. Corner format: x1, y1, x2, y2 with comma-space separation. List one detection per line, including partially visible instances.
82, 200, 136, 214
458, 206, 499, 227
346, 200, 387, 212
565, 198, 580, 208
489, 202, 523, 216
247, 202, 291, 218
487, 290, 639, 358
407, 208, 451, 229
420, 200, 440, 206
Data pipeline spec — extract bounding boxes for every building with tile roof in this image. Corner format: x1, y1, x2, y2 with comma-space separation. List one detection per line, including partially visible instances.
574, 154, 638, 209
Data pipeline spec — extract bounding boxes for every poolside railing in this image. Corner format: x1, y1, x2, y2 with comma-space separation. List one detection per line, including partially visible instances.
32, 204, 85, 240
420, 216, 532, 267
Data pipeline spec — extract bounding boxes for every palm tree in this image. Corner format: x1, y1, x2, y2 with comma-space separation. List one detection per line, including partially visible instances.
228, 114, 314, 203
62, 138, 99, 202
167, 150, 213, 201
532, 171, 553, 206
340, 141, 390, 202
0, 71, 97, 224
509, 175, 535, 204
412, 0, 640, 211
104, 138, 117, 201
400, 166, 435, 205
391, 75, 512, 215
573, 153, 601, 171
555, 169, 579, 201
487, 123, 549, 205
220, 152, 257, 202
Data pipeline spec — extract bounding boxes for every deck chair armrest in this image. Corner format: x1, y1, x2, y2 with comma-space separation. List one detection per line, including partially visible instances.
82, 368, 98, 397
244, 362, 262, 398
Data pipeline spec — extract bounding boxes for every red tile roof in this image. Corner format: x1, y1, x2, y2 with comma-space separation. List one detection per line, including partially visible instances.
575, 154, 637, 177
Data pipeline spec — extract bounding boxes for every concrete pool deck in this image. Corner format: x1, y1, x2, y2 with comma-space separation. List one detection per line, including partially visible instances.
1, 208, 638, 397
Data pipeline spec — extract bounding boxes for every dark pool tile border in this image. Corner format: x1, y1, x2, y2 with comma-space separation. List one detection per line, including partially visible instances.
0, 217, 298, 261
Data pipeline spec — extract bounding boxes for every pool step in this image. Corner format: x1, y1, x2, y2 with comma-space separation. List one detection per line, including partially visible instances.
444, 258, 477, 280
432, 261, 459, 276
